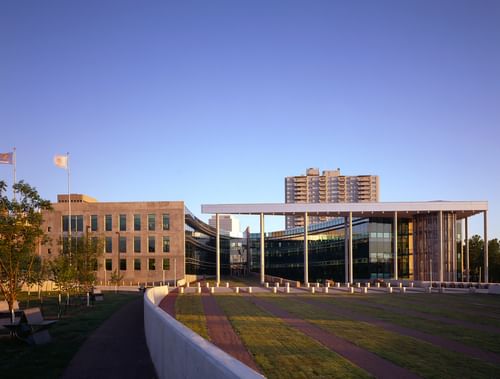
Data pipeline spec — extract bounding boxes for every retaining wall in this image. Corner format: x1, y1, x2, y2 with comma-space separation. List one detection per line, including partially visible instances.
144, 286, 265, 379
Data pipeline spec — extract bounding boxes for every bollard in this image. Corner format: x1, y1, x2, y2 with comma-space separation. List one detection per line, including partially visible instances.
248, 287, 252, 294
235, 287, 239, 293
336, 282, 340, 288
275, 283, 280, 289
286, 285, 290, 293
439, 287, 445, 294
187, 282, 190, 288
387, 283, 391, 288
426, 287, 432, 293
324, 287, 329, 294
349, 287, 354, 294
346, 282, 350, 288
400, 287, 406, 294
366, 283, 370, 288
410, 282, 414, 288
376, 282, 380, 288
399, 282, 403, 288
306, 282, 310, 288
311, 287, 315, 294
296, 281, 301, 288
265, 282, 269, 288
273, 287, 277, 294
226, 282, 229, 288
216, 282, 219, 288
326, 282, 330, 288
362, 287, 368, 294
387, 287, 393, 294
180, 287, 184, 294
197, 282, 201, 288
166, 287, 169, 295
356, 282, 360, 288
210, 287, 215, 294
206, 282, 210, 288
197, 287, 201, 294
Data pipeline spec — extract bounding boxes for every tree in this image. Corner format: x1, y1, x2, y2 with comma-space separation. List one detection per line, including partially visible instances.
488, 238, 500, 283
0, 180, 51, 322
467, 235, 500, 283
110, 269, 124, 293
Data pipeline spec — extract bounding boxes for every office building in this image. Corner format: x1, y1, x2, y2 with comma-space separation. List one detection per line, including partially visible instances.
285, 168, 379, 228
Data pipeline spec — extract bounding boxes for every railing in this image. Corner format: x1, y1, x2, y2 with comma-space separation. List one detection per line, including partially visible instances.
144, 286, 265, 379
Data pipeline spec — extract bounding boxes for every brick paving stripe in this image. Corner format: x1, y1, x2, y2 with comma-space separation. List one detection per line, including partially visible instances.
158, 290, 177, 317
249, 295, 421, 379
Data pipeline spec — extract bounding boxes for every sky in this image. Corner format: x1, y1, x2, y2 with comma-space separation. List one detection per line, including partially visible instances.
1, 1, 499, 237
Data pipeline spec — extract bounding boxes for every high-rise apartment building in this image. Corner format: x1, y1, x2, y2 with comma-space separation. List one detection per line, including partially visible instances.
285, 168, 379, 228
208, 215, 241, 236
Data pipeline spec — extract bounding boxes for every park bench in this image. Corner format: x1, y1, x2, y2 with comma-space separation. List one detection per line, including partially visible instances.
93, 289, 104, 301
0, 301, 21, 330
3, 307, 58, 345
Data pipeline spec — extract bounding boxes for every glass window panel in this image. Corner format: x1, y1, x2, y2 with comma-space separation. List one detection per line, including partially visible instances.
119, 236, 127, 253
105, 237, 112, 253
148, 258, 156, 271
148, 236, 155, 253
134, 214, 141, 231
162, 258, 170, 270
134, 236, 141, 253
148, 214, 156, 231
162, 214, 170, 230
105, 259, 112, 271
163, 236, 170, 253
119, 214, 127, 231
105, 215, 112, 231
91, 215, 98, 231
120, 258, 127, 271
134, 259, 141, 271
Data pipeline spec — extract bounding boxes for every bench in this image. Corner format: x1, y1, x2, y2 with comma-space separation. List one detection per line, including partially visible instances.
4, 307, 58, 345
0, 301, 21, 330
93, 289, 104, 301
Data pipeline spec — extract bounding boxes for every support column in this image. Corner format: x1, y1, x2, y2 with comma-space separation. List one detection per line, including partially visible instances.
393, 211, 398, 280
304, 212, 309, 286
452, 214, 457, 282
344, 216, 348, 283
260, 213, 265, 284
349, 211, 353, 284
460, 219, 464, 282
484, 211, 489, 283
216, 214, 220, 285
465, 217, 470, 282
439, 211, 443, 283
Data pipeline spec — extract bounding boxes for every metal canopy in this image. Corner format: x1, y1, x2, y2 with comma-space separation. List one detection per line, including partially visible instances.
202, 201, 487, 219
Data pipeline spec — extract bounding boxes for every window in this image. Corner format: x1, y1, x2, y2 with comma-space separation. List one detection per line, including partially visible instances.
105, 259, 112, 271
148, 214, 156, 231
134, 236, 141, 253
63, 215, 83, 232
119, 236, 127, 253
162, 258, 170, 270
120, 258, 127, 271
148, 236, 155, 253
105, 237, 112, 253
162, 236, 170, 253
48, 248, 52, 255
47, 226, 52, 232
119, 214, 127, 231
105, 215, 112, 231
162, 214, 170, 230
134, 259, 141, 271
148, 258, 156, 271
134, 214, 141, 231
91, 215, 98, 231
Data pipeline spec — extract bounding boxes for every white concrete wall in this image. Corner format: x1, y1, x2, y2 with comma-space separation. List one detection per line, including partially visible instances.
144, 286, 265, 379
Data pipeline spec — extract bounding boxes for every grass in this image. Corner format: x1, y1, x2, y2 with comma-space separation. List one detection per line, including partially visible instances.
262, 295, 500, 379
0, 291, 139, 379
214, 294, 372, 379
317, 295, 500, 354
175, 294, 209, 340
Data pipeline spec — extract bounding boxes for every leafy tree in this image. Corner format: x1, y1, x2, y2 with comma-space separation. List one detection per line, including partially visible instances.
110, 269, 124, 293
488, 238, 500, 283
0, 181, 51, 322
467, 235, 500, 283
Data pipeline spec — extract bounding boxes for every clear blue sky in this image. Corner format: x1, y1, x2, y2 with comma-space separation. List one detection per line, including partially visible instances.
1, 1, 499, 237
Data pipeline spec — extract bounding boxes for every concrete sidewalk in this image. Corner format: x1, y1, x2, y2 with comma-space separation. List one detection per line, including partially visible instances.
61, 296, 157, 379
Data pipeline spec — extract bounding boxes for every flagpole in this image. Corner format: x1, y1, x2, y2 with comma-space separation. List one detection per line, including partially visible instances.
67, 152, 71, 264
12, 147, 16, 201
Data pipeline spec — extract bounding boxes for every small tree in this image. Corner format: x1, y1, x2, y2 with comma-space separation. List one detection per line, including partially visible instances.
49, 253, 77, 318
0, 181, 51, 322
110, 269, 124, 293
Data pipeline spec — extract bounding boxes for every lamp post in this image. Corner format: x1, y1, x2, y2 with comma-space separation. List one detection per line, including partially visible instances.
174, 257, 177, 287
115, 231, 121, 291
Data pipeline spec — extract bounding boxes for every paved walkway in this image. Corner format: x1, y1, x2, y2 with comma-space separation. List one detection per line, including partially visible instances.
61, 296, 157, 379
248, 295, 421, 379
200, 290, 261, 372
299, 297, 500, 366
158, 289, 177, 317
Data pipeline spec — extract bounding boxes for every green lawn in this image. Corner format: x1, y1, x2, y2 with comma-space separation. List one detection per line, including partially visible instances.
262, 295, 500, 379
215, 294, 372, 379
0, 291, 139, 379
175, 294, 209, 340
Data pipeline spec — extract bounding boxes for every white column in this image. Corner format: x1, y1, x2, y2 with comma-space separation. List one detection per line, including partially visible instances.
484, 211, 489, 283
216, 213, 220, 285
304, 212, 309, 286
349, 211, 353, 284
393, 211, 398, 280
452, 214, 457, 282
260, 213, 265, 284
439, 211, 444, 283
344, 216, 348, 283
460, 219, 464, 282
465, 217, 470, 282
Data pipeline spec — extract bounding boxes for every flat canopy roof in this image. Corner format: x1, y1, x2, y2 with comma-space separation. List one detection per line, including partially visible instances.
202, 201, 487, 219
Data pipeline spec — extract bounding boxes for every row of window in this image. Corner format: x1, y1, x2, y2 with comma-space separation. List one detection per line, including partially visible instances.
63, 214, 170, 232
105, 258, 170, 271
105, 236, 170, 253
